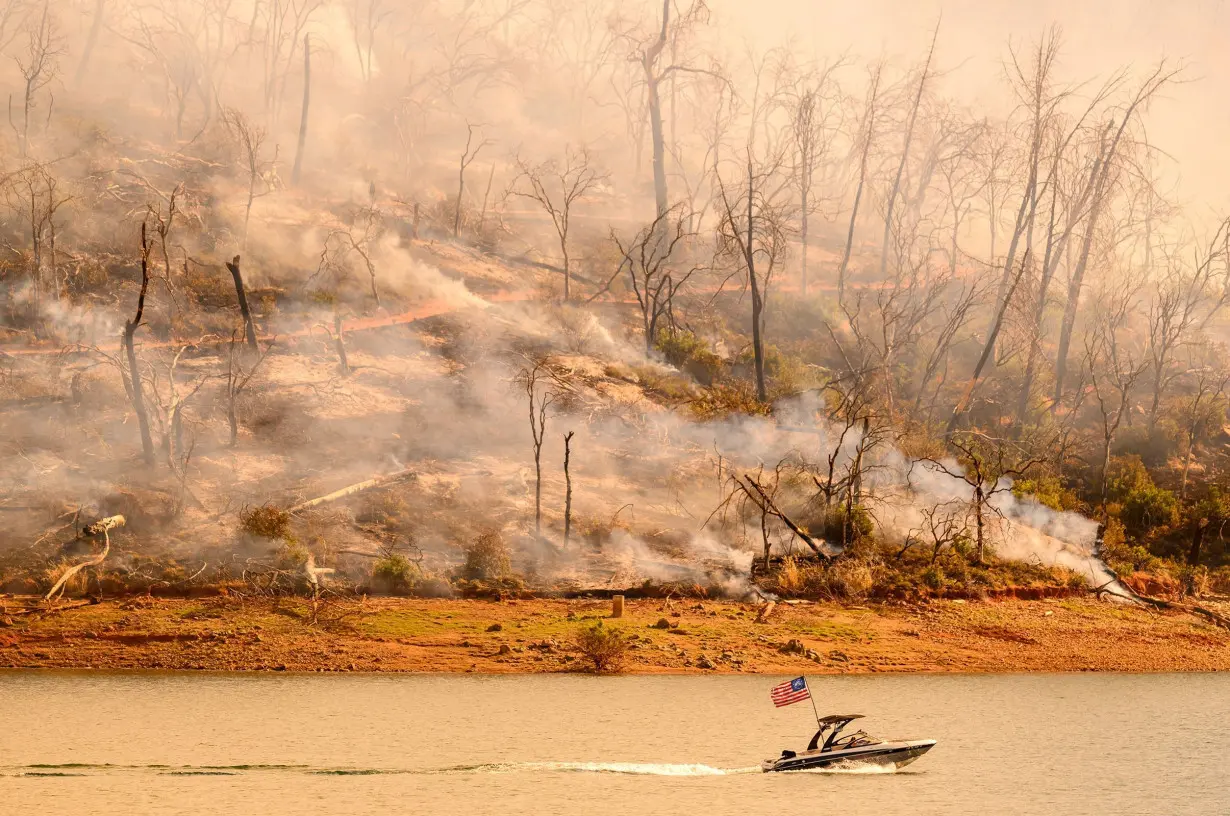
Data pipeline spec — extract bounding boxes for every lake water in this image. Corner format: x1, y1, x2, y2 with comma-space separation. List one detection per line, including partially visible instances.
0, 671, 1225, 815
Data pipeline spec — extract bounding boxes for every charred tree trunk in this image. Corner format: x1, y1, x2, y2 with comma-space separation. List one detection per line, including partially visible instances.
291, 34, 311, 185
124, 224, 155, 466
746, 157, 767, 402
225, 255, 258, 350
973, 484, 986, 565
1189, 519, 1208, 566
563, 431, 574, 547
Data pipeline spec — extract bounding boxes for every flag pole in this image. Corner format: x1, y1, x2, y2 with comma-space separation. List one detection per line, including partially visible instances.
805, 675, 821, 729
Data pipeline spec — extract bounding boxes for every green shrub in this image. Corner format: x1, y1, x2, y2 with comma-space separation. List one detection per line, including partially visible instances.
463, 531, 511, 580
1100, 518, 1164, 575
655, 328, 724, 385
921, 564, 946, 592
1012, 476, 1079, 512
574, 621, 628, 672
372, 554, 421, 595
1120, 483, 1179, 536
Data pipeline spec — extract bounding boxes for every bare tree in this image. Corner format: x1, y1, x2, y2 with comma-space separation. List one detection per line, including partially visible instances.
788, 60, 844, 295
1176, 345, 1229, 500
836, 62, 884, 300
11, 4, 61, 158
878, 23, 939, 279
715, 147, 793, 402
123, 224, 156, 466
610, 205, 699, 350
347, 0, 390, 84
912, 432, 1044, 564
633, 0, 711, 221
1084, 275, 1148, 516
1143, 220, 1230, 428
224, 332, 272, 447
222, 107, 279, 250
291, 33, 311, 185
454, 121, 491, 238
563, 430, 575, 547
1052, 62, 1181, 406
519, 359, 560, 537
509, 146, 607, 300
6, 161, 70, 324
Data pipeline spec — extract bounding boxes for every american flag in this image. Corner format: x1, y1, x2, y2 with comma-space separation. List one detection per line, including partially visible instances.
770, 676, 811, 707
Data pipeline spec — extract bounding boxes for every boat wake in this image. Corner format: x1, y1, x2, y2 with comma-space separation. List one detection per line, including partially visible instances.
788, 762, 902, 774
457, 761, 760, 776
6, 760, 901, 778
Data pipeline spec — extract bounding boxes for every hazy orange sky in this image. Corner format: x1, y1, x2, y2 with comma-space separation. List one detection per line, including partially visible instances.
712, 0, 1230, 213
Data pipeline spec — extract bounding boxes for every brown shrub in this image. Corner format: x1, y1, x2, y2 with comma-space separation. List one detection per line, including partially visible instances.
240, 504, 292, 540
463, 531, 511, 580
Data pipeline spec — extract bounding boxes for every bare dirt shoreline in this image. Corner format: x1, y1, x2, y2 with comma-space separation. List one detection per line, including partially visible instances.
2, 596, 1228, 674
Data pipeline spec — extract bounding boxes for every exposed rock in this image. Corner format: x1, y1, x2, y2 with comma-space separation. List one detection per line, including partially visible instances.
486, 623, 502, 632
497, 644, 511, 655
651, 618, 673, 630
696, 655, 716, 670
779, 639, 806, 655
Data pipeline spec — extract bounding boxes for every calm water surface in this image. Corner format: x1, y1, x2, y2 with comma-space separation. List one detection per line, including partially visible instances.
0, 671, 1225, 815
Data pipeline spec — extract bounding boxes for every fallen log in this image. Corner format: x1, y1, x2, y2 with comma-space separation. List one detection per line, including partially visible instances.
289, 468, 417, 513
1132, 592, 1230, 629
45, 515, 125, 601
739, 474, 831, 560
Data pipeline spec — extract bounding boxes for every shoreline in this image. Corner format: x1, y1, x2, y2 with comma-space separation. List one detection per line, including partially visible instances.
2, 596, 1228, 675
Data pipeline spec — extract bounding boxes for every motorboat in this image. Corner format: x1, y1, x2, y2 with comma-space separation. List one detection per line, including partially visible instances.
762, 714, 935, 772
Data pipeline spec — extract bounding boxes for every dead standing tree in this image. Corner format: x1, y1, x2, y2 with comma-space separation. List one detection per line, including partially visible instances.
715, 146, 793, 402
1052, 62, 1181, 407
222, 107, 279, 251
836, 61, 884, 300
788, 60, 844, 296
11, 4, 61, 159
878, 23, 939, 280
223, 331, 272, 446
7, 161, 71, 323
634, 0, 710, 221
123, 224, 156, 466
563, 430, 575, 547
1084, 275, 1148, 516
1177, 346, 1230, 500
453, 121, 491, 238
291, 32, 311, 185
225, 255, 258, 349
519, 359, 561, 538
509, 146, 607, 301
911, 432, 1045, 565
610, 204, 699, 351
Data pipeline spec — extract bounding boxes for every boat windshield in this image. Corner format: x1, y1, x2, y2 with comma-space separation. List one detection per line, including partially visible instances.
806, 717, 879, 752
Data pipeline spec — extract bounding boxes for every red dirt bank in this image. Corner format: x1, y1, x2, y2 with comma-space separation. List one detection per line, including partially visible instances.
2, 596, 1228, 674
